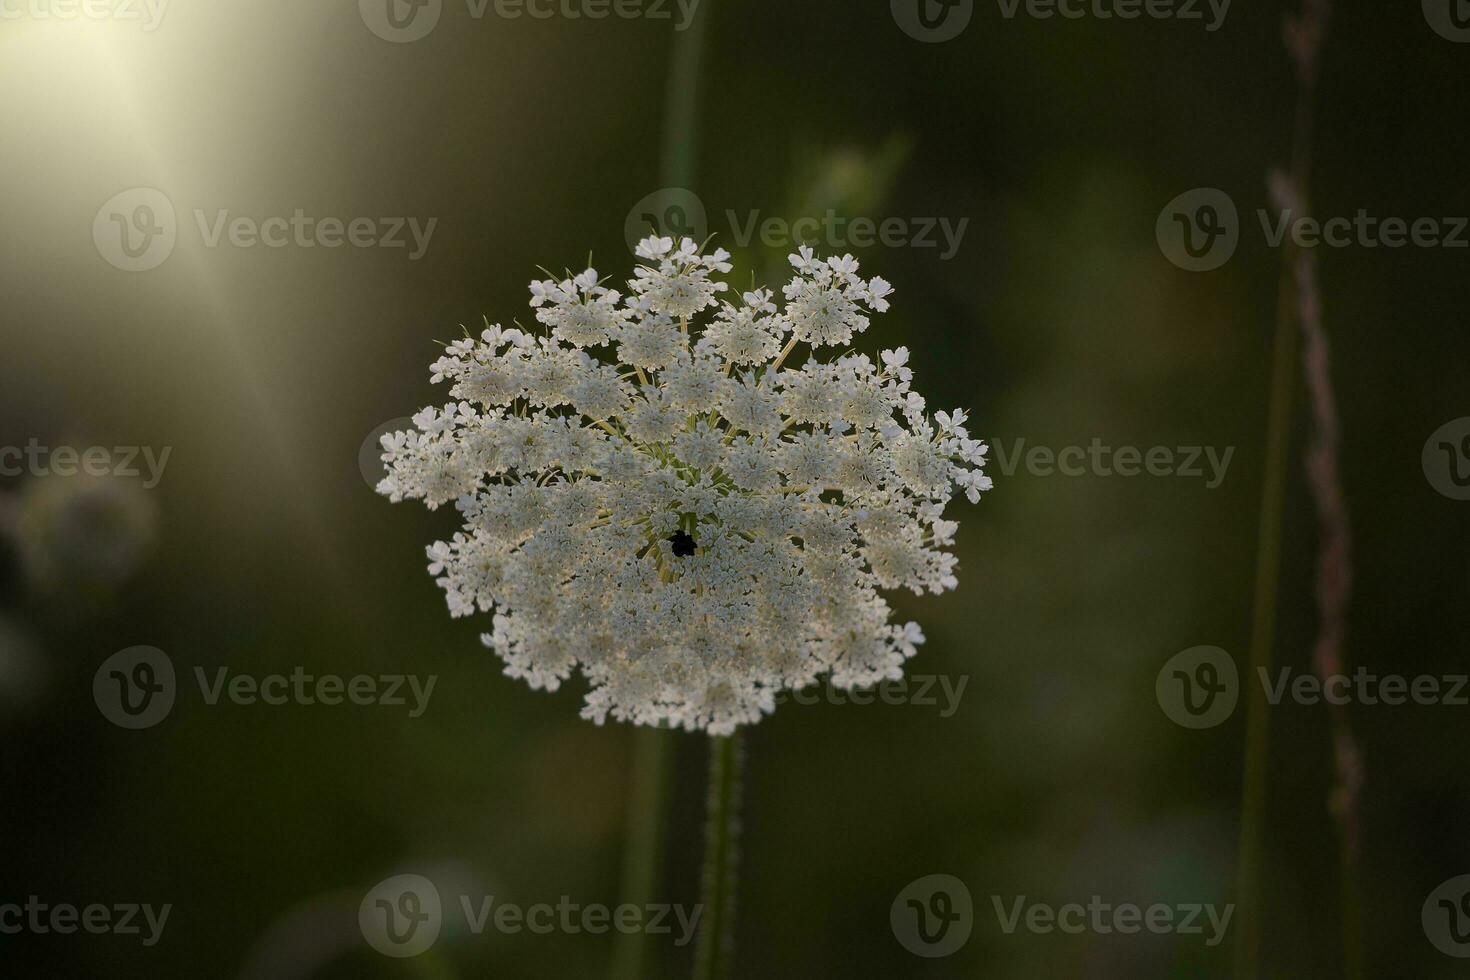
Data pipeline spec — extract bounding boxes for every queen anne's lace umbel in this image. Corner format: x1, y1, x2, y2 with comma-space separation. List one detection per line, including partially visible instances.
378, 238, 992, 734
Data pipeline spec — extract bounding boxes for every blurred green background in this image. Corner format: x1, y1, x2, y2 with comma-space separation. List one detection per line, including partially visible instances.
2, 0, 1468, 976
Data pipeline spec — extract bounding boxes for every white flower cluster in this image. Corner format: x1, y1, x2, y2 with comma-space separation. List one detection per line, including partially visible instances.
378, 238, 992, 735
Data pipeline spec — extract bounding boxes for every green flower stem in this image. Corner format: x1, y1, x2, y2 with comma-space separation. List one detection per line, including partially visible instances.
1234, 258, 1299, 976
1236, 5, 1331, 974
612, 727, 674, 980
658, 0, 713, 198
693, 733, 743, 980
612, 6, 715, 980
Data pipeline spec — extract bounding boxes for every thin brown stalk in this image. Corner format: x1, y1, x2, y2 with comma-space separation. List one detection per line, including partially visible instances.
1237, 2, 1361, 978
1268, 166, 1364, 977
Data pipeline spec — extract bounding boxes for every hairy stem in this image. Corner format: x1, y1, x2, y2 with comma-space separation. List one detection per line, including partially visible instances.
693, 733, 743, 980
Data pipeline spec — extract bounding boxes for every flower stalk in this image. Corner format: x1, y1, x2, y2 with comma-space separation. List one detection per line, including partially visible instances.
615, 6, 713, 978
693, 733, 743, 980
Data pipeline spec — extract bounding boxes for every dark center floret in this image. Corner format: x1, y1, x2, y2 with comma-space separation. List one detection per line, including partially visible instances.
669, 530, 697, 557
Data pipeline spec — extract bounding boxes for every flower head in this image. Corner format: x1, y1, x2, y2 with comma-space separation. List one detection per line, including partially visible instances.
378, 239, 992, 734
